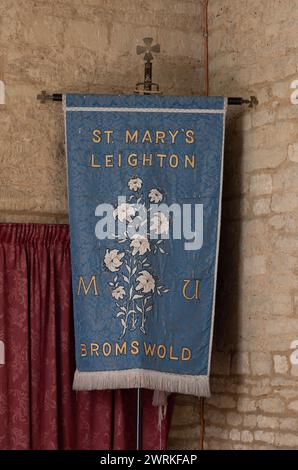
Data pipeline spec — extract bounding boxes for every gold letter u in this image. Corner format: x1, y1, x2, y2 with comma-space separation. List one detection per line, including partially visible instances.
182, 279, 200, 300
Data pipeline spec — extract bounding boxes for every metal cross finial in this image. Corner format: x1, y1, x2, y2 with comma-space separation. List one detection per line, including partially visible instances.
135, 38, 161, 95
136, 37, 160, 63
37, 90, 49, 103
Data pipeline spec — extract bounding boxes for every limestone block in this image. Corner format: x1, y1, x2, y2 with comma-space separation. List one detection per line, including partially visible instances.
64, 19, 108, 52
205, 426, 229, 440
266, 318, 298, 336
257, 415, 279, 429
243, 415, 257, 428
271, 193, 298, 213
252, 198, 271, 216
229, 429, 241, 441
231, 352, 250, 375
242, 146, 286, 173
252, 108, 275, 128
274, 235, 298, 253
250, 352, 272, 375
288, 143, 298, 163
207, 395, 237, 410
205, 409, 226, 425
250, 174, 272, 195
237, 398, 256, 413
279, 418, 298, 431
273, 355, 289, 374
273, 165, 298, 192
241, 430, 254, 443
259, 398, 285, 414
288, 400, 298, 413
227, 412, 243, 426
290, 365, 298, 377
241, 255, 266, 277
275, 433, 298, 448
254, 430, 275, 445
22, 16, 64, 48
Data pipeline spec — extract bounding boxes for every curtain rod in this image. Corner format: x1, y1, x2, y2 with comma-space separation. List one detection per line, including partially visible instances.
36, 92, 258, 107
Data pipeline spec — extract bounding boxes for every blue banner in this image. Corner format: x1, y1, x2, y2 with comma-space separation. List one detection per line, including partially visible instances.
64, 94, 226, 396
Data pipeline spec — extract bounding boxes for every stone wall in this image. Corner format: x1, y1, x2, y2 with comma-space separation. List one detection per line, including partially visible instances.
169, 0, 298, 450
0, 0, 203, 223
1, 0, 298, 451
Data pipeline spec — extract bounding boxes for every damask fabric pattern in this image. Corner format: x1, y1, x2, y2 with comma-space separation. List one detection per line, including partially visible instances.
0, 224, 172, 450
64, 94, 226, 396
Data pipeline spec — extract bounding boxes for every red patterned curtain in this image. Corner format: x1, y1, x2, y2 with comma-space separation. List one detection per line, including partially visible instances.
0, 224, 172, 450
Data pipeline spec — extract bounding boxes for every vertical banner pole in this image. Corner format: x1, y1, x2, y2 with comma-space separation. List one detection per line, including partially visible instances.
135, 37, 159, 450
199, 397, 205, 450
136, 388, 143, 450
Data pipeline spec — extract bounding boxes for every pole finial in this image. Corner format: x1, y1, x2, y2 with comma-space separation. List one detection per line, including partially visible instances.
136, 38, 160, 63
135, 38, 161, 95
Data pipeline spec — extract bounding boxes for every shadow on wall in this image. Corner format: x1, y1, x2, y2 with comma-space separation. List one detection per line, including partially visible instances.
212, 110, 245, 374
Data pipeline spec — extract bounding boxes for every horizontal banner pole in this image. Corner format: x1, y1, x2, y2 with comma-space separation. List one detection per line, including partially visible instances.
37, 91, 258, 107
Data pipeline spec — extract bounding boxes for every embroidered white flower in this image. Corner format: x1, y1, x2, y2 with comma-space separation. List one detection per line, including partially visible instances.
104, 249, 125, 272
130, 236, 150, 256
136, 270, 155, 294
148, 188, 163, 203
113, 203, 136, 222
111, 285, 125, 300
128, 177, 142, 192
150, 212, 169, 235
